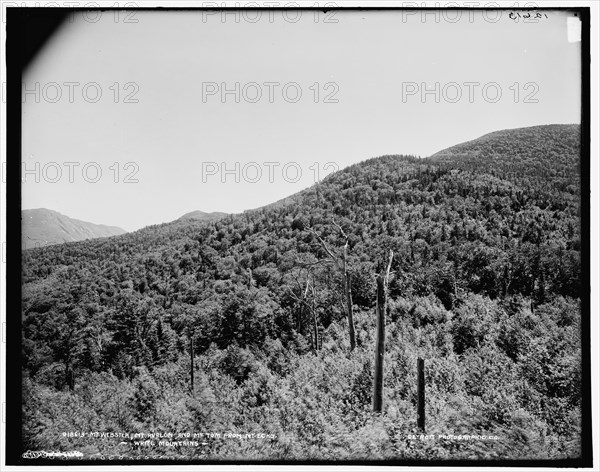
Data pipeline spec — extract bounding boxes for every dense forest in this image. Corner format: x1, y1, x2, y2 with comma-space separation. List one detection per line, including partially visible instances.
21, 124, 583, 461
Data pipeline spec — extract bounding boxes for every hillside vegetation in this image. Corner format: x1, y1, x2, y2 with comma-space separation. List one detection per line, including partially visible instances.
21, 124, 583, 461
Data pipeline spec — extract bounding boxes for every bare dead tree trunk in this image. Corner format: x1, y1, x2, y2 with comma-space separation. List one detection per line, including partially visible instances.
373, 276, 385, 412
417, 357, 425, 432
189, 331, 195, 395
373, 250, 393, 413
247, 267, 253, 289
65, 363, 75, 391
313, 315, 319, 350
307, 221, 356, 352
95, 332, 105, 370
298, 295, 304, 333
64, 330, 75, 391
342, 243, 356, 351
287, 271, 318, 349
311, 284, 319, 351
300, 278, 310, 334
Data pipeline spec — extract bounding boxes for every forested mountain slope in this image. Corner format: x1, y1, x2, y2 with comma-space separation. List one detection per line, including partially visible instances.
21, 124, 583, 461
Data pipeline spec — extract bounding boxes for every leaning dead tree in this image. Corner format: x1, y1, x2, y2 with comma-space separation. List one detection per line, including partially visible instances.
373, 250, 393, 413
307, 221, 356, 352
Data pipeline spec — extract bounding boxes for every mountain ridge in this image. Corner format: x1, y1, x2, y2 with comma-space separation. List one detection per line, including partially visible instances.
22, 208, 126, 249
177, 210, 229, 222
22, 124, 580, 249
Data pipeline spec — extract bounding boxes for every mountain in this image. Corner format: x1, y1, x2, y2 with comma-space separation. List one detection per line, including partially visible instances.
22, 208, 126, 249
177, 210, 228, 222
19, 124, 583, 461
431, 124, 580, 161
429, 124, 580, 183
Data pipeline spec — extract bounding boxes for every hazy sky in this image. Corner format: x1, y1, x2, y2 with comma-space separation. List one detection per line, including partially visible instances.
22, 9, 582, 231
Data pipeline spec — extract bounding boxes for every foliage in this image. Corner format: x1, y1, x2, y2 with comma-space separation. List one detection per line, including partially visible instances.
21, 124, 583, 460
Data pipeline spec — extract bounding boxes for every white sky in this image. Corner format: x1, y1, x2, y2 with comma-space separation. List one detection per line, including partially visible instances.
21, 9, 582, 231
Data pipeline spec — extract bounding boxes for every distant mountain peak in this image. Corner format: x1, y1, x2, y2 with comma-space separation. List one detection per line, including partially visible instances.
22, 208, 126, 249
177, 210, 228, 222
